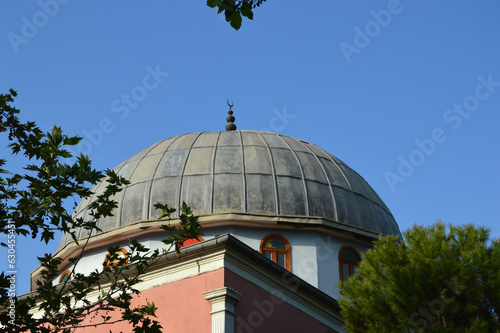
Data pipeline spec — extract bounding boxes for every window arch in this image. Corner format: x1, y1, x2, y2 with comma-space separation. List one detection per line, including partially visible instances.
260, 233, 291, 271
103, 247, 128, 269
339, 246, 361, 281
59, 269, 71, 284
178, 235, 204, 249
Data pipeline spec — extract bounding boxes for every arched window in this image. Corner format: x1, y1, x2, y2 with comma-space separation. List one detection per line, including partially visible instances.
103, 247, 128, 269
59, 269, 71, 284
260, 234, 291, 271
339, 246, 361, 281
178, 235, 204, 249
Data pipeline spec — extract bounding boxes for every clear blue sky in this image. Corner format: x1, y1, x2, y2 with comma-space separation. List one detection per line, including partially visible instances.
1, 1, 499, 295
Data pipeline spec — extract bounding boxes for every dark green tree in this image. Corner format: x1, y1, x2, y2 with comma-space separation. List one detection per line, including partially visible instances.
0, 89, 202, 332
207, 0, 267, 30
340, 222, 500, 333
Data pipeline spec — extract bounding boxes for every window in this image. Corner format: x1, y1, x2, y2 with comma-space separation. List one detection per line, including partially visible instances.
103, 247, 128, 269
260, 234, 291, 271
59, 269, 71, 284
178, 236, 204, 249
339, 246, 361, 281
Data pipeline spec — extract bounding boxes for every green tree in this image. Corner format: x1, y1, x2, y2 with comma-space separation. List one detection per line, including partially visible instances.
0, 89, 202, 332
207, 0, 267, 30
340, 222, 500, 332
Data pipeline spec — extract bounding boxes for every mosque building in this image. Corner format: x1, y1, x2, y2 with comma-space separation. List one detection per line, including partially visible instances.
31, 105, 400, 332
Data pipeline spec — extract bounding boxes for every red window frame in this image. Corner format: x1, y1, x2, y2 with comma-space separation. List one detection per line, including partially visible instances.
58, 269, 71, 284
339, 246, 361, 281
178, 235, 205, 249
260, 233, 291, 271
103, 247, 128, 269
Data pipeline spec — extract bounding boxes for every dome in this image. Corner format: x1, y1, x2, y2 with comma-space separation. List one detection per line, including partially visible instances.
59, 130, 400, 249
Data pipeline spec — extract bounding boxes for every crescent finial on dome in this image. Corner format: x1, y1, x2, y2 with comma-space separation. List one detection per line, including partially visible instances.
225, 100, 237, 131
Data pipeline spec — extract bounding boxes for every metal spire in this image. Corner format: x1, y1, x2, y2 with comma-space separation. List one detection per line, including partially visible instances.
225, 100, 237, 131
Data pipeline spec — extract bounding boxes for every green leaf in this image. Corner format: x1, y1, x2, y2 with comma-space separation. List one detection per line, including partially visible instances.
207, 0, 221, 8
229, 11, 242, 30
240, 2, 253, 20
63, 135, 82, 146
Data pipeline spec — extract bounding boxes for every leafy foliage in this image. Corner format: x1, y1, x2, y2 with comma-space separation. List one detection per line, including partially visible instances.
0, 90, 202, 332
156, 202, 202, 255
206, 0, 266, 30
340, 222, 500, 333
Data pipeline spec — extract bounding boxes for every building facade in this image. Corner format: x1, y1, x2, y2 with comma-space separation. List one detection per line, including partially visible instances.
31, 120, 400, 332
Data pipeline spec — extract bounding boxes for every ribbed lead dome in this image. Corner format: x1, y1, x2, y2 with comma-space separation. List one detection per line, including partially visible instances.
59, 130, 399, 248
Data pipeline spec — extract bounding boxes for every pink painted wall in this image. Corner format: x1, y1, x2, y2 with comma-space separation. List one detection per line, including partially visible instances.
225, 270, 333, 333
65, 265, 334, 332
74, 268, 224, 332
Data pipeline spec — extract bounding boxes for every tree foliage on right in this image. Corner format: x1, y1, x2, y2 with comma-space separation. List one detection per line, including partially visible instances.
340, 222, 500, 333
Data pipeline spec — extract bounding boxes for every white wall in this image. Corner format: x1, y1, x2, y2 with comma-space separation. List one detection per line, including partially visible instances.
53, 225, 371, 301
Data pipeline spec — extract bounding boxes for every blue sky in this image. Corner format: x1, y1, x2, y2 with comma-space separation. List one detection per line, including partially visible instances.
1, 1, 499, 295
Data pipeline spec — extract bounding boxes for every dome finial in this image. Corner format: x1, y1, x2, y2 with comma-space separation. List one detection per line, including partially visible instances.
225, 99, 237, 131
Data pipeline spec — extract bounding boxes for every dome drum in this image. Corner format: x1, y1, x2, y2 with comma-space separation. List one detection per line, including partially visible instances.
59, 130, 399, 249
